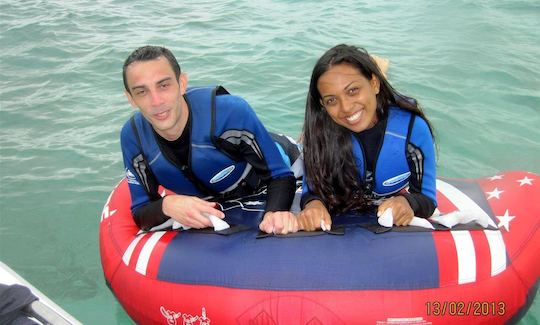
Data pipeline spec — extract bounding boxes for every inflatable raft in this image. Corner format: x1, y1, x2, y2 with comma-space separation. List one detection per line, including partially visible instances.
99, 171, 539, 324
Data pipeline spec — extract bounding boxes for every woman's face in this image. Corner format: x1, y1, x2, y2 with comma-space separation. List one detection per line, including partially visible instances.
317, 63, 380, 133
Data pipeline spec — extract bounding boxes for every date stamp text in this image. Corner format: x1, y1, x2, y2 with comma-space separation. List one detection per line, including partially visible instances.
426, 301, 506, 317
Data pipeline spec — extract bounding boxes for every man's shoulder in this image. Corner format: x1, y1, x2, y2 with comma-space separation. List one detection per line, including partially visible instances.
215, 93, 251, 112
120, 112, 143, 142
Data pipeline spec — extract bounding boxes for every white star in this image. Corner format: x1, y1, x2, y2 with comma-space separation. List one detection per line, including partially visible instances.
486, 188, 504, 200
488, 175, 503, 181
517, 176, 534, 186
496, 209, 515, 232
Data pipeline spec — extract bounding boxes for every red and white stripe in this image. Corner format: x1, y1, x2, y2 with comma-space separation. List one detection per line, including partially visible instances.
434, 180, 507, 285
122, 231, 175, 277
449, 231, 476, 284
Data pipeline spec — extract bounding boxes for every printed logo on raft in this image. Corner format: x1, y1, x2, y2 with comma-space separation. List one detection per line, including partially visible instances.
160, 306, 210, 325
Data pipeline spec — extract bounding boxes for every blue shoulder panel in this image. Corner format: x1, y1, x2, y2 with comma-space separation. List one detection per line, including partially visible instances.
373, 108, 412, 196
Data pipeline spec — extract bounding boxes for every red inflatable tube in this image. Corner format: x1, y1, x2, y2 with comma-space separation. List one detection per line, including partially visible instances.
100, 171, 539, 324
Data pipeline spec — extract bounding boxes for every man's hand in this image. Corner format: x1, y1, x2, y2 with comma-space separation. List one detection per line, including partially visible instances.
377, 196, 413, 226
162, 195, 224, 228
259, 211, 298, 235
297, 200, 332, 231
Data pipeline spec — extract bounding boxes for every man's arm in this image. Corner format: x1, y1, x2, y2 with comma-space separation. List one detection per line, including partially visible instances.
215, 95, 297, 233
132, 198, 168, 230
120, 119, 158, 216
215, 95, 296, 209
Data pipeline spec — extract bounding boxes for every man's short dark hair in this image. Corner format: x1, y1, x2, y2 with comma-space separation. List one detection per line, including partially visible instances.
122, 46, 181, 93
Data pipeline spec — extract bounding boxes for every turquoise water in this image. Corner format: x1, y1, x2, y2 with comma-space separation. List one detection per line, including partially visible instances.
1, 0, 539, 324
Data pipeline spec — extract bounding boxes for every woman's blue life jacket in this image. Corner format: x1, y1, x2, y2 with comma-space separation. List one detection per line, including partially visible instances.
302, 107, 437, 206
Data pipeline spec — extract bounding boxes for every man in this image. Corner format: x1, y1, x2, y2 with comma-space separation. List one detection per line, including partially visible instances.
120, 46, 298, 234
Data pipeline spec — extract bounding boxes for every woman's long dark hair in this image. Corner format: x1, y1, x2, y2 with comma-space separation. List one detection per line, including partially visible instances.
303, 44, 434, 213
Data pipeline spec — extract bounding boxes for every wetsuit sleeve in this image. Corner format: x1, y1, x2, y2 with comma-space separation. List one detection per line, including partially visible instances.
266, 176, 296, 212
402, 115, 437, 217
120, 120, 168, 230
300, 178, 324, 209
216, 95, 296, 212
132, 199, 169, 230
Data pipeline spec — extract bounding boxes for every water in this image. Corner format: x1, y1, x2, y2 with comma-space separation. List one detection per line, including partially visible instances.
1, 0, 538, 323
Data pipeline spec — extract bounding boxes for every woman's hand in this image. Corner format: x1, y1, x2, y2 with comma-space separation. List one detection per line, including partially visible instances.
377, 196, 413, 226
297, 200, 332, 231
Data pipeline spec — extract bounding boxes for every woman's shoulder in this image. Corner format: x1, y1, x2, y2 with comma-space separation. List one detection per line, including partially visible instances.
389, 107, 429, 126
409, 114, 433, 144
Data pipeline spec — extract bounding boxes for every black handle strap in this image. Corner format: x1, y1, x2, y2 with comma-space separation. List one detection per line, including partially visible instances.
185, 224, 252, 236
256, 224, 345, 239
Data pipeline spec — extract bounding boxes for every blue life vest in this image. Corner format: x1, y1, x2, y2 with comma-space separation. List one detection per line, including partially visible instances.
187, 86, 254, 194
129, 86, 255, 198
352, 107, 413, 197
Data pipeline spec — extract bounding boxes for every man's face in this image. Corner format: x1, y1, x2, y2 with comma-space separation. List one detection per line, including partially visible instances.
124, 56, 188, 140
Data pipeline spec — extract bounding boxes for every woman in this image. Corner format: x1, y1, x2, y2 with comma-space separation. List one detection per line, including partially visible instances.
298, 44, 437, 231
